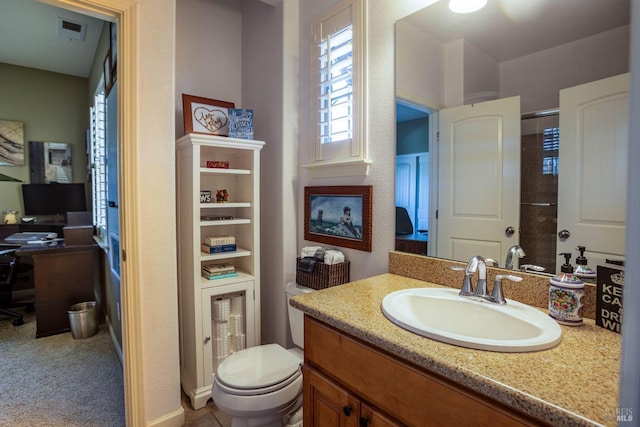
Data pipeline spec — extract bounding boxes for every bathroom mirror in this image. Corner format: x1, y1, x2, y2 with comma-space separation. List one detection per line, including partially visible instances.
394, 0, 630, 274
29, 141, 73, 184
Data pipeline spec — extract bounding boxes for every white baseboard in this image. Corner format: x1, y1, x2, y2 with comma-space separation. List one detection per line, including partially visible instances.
147, 405, 185, 427
105, 314, 124, 366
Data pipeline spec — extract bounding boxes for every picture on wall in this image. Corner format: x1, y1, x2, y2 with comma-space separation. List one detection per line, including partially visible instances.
29, 141, 72, 183
304, 185, 372, 252
182, 94, 235, 136
0, 120, 25, 166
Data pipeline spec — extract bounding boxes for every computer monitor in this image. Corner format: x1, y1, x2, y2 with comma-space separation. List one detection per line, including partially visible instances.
21, 183, 87, 217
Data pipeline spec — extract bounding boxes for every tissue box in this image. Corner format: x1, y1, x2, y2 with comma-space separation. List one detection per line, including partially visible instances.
63, 225, 94, 246
296, 258, 350, 290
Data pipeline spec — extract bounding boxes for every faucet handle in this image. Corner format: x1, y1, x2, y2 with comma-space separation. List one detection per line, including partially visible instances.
450, 266, 474, 296
520, 264, 545, 273
491, 275, 523, 304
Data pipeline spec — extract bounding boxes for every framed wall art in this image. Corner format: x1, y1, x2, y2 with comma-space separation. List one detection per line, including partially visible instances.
103, 50, 112, 95
182, 94, 235, 136
304, 185, 372, 252
0, 120, 24, 166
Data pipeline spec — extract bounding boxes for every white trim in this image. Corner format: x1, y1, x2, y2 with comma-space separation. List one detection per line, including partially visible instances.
39, 1, 145, 426
303, 158, 371, 177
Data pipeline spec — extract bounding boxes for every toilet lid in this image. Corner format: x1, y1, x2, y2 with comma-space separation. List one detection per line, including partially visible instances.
216, 344, 302, 390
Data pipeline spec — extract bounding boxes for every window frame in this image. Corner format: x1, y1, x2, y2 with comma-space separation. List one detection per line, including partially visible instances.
305, 0, 370, 178
90, 83, 107, 243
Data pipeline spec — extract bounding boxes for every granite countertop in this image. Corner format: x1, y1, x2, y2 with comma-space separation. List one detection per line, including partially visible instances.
290, 273, 621, 427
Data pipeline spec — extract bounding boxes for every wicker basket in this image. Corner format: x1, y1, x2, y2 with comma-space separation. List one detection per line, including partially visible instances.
296, 258, 350, 290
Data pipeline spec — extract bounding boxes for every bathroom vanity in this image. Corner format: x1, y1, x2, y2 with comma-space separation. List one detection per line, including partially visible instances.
291, 269, 620, 426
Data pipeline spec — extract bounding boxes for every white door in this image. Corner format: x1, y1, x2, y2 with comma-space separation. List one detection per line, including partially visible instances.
437, 96, 521, 264
395, 154, 417, 230
557, 74, 629, 271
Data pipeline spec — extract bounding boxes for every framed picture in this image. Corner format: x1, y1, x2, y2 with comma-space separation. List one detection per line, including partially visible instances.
109, 22, 117, 83
103, 50, 112, 95
304, 185, 372, 252
0, 120, 24, 166
182, 94, 235, 136
110, 22, 117, 69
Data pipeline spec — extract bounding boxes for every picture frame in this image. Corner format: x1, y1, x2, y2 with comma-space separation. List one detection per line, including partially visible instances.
109, 22, 117, 70
103, 50, 112, 95
182, 94, 235, 136
109, 22, 117, 84
304, 185, 372, 252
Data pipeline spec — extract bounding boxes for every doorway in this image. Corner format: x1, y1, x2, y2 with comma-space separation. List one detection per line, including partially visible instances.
395, 99, 430, 255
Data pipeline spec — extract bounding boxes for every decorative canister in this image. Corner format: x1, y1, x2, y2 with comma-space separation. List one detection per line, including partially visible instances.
549, 253, 584, 326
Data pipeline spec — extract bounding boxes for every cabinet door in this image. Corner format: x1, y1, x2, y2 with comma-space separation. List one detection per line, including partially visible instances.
303, 365, 360, 427
201, 280, 256, 385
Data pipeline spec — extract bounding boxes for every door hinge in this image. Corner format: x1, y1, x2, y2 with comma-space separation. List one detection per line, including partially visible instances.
436, 210, 439, 219
436, 131, 440, 143
121, 249, 126, 262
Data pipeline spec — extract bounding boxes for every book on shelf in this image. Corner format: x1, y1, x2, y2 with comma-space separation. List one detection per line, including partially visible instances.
203, 235, 236, 246
201, 243, 237, 254
202, 262, 236, 275
202, 271, 239, 280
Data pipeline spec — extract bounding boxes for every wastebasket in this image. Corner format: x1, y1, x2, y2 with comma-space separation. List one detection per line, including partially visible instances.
67, 301, 99, 339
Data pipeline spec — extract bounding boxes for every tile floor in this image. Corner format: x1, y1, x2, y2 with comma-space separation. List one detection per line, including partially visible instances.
181, 390, 232, 427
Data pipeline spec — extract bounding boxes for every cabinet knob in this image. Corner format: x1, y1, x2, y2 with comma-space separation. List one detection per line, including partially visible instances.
558, 229, 571, 239
204, 336, 211, 344
342, 406, 352, 416
360, 417, 369, 427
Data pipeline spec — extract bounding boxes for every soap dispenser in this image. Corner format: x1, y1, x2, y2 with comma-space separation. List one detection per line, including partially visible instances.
574, 245, 597, 283
549, 253, 584, 326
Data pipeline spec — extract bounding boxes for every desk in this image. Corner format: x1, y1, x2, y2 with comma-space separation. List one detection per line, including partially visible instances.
15, 242, 99, 338
395, 232, 428, 255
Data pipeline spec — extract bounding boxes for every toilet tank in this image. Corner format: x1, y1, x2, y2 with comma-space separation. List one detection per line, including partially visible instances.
285, 282, 314, 348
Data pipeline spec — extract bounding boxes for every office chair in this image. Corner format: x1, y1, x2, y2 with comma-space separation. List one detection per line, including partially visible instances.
395, 207, 414, 235
0, 247, 33, 326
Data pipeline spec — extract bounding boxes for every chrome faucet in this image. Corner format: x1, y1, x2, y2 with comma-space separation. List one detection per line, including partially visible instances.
463, 255, 489, 299
454, 256, 522, 304
505, 245, 526, 270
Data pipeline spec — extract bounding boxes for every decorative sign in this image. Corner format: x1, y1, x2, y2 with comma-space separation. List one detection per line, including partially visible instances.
182, 94, 234, 136
200, 190, 212, 203
596, 265, 624, 333
228, 109, 254, 140
206, 160, 229, 169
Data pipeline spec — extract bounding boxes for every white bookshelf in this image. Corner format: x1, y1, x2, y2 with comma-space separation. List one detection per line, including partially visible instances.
176, 133, 264, 410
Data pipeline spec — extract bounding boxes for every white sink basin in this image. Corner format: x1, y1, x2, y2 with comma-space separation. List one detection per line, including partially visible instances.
381, 288, 562, 352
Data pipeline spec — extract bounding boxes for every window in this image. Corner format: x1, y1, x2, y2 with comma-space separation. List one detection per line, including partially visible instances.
542, 126, 559, 176
307, 0, 369, 177
317, 17, 353, 145
90, 89, 107, 239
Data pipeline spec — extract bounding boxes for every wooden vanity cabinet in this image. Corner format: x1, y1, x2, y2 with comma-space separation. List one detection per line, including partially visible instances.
303, 365, 400, 426
303, 316, 547, 427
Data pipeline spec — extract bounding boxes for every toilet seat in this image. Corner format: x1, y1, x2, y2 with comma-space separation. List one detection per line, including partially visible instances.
215, 344, 302, 396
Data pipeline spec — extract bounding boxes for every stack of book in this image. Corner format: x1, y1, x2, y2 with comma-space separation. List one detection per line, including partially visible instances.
202, 263, 237, 280
201, 235, 237, 254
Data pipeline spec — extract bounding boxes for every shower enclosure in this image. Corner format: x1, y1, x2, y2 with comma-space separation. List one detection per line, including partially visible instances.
520, 110, 559, 273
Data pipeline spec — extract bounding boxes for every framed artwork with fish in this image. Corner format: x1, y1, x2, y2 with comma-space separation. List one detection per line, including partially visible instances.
182, 94, 235, 136
304, 185, 372, 252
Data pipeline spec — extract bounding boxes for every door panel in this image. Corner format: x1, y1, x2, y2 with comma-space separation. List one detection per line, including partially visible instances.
437, 97, 521, 264
557, 74, 629, 269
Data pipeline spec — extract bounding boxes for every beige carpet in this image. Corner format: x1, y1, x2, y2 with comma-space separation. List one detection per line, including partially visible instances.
0, 311, 125, 426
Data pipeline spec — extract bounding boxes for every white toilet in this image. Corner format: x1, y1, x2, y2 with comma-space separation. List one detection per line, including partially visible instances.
211, 282, 313, 427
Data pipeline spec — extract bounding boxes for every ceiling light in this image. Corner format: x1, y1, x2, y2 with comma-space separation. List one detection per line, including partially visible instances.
449, 0, 487, 14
